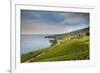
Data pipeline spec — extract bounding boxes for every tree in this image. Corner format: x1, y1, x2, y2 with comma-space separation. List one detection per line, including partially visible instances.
85, 32, 89, 36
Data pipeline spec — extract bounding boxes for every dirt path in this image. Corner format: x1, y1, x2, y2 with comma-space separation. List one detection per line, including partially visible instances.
25, 52, 46, 63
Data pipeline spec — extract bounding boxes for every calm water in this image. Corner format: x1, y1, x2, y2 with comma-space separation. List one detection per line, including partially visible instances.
21, 35, 51, 54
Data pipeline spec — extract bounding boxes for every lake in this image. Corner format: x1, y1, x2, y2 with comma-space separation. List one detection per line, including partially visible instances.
21, 34, 52, 54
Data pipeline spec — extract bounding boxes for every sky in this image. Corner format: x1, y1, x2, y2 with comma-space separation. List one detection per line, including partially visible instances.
21, 10, 89, 34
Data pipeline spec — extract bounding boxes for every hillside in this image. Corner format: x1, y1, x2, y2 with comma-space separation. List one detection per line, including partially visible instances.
45, 27, 89, 39
21, 27, 90, 63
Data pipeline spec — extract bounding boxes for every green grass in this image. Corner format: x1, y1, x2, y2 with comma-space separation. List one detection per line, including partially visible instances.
21, 36, 89, 63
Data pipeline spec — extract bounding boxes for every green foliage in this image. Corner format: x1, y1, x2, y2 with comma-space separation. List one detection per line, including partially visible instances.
85, 32, 89, 36
21, 36, 89, 63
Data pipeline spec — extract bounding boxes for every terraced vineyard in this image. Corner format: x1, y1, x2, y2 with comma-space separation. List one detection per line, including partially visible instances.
21, 35, 89, 63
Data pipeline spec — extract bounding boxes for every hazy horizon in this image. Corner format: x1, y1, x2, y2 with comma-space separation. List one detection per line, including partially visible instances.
21, 26, 89, 35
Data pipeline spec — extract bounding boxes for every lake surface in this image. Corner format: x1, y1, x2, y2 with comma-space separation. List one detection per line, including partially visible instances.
21, 34, 51, 54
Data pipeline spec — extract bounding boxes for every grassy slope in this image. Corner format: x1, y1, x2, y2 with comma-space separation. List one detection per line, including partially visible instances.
21, 36, 89, 63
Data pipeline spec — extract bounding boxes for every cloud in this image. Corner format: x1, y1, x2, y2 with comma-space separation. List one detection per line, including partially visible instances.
21, 20, 67, 34
58, 12, 89, 25
21, 10, 89, 34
